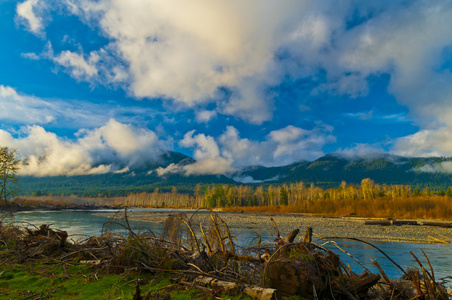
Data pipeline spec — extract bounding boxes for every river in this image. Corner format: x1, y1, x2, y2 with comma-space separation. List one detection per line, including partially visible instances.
4, 208, 451, 289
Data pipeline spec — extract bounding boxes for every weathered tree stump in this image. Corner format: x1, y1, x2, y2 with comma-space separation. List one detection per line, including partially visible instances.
266, 257, 324, 297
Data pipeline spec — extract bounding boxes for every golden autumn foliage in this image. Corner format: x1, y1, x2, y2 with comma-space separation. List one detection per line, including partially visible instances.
127, 179, 452, 220
12, 178, 452, 220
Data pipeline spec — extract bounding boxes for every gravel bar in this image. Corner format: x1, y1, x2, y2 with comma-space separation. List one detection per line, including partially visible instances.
102, 210, 452, 244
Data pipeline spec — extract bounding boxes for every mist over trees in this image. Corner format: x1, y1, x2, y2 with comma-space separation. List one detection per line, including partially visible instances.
16, 153, 452, 198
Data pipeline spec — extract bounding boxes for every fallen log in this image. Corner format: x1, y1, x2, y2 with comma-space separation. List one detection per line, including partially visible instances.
193, 276, 278, 300
80, 260, 102, 265
364, 220, 392, 226
392, 220, 418, 226
422, 221, 452, 228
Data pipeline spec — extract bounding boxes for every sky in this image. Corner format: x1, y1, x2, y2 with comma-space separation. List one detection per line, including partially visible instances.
1, 0, 452, 177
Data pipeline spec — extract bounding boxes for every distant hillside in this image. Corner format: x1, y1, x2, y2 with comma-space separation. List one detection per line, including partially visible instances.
234, 153, 452, 189
18, 151, 234, 197
17, 152, 452, 196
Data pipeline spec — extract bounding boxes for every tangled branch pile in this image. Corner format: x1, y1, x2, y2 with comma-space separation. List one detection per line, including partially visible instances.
0, 210, 450, 299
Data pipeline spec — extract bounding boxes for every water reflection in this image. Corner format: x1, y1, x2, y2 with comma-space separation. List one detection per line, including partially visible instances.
5, 209, 161, 239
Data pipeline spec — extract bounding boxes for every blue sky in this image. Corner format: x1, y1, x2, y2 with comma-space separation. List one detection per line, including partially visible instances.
1, 0, 452, 177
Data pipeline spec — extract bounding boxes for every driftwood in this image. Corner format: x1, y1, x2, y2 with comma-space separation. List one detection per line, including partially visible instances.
365, 220, 392, 226
345, 273, 381, 297
365, 219, 420, 226
25, 224, 68, 247
392, 220, 418, 226
422, 221, 452, 228
428, 236, 449, 244
2, 211, 451, 300
267, 257, 322, 296
193, 276, 278, 300
265, 227, 382, 299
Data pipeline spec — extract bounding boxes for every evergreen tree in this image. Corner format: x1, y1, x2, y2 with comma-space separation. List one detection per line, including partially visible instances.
447, 187, 452, 197
279, 188, 288, 206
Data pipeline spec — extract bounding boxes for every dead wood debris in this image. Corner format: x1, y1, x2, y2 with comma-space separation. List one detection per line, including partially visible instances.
0, 210, 450, 300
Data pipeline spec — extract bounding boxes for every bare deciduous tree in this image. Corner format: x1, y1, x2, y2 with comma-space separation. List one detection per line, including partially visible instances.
0, 146, 20, 207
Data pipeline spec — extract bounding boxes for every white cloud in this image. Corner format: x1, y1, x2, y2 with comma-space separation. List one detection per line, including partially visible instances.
334, 144, 387, 161
0, 85, 57, 124
178, 130, 235, 175
221, 123, 336, 168
78, 119, 161, 165
16, 0, 43, 34
0, 119, 163, 176
391, 127, 452, 157
53, 50, 99, 80
236, 123, 335, 166
269, 124, 335, 161
345, 110, 373, 120
16, 0, 452, 154
232, 175, 280, 184
180, 130, 220, 161
183, 158, 233, 176
156, 123, 335, 176
18, 0, 312, 123
155, 130, 236, 176
195, 109, 217, 123
417, 161, 452, 174
154, 163, 182, 177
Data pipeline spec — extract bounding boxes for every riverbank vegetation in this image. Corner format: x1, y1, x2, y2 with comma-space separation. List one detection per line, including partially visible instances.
1, 210, 450, 299
123, 179, 452, 220
9, 178, 452, 220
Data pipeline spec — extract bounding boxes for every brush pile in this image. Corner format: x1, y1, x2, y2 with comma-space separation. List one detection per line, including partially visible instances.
0, 210, 450, 299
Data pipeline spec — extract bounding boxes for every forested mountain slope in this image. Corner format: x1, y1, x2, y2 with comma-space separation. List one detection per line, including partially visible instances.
18, 152, 452, 196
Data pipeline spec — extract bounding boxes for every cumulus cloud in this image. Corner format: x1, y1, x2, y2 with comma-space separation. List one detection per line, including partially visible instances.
16, 0, 452, 154
16, 0, 43, 34
391, 127, 452, 157
156, 123, 335, 176
177, 130, 234, 175
220, 124, 336, 167
0, 119, 163, 176
53, 50, 99, 80
17, 0, 311, 123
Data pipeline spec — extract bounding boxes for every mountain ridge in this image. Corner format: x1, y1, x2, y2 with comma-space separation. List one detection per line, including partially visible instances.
17, 151, 452, 196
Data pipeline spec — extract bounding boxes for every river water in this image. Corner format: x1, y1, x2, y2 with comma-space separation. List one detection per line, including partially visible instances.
4, 208, 451, 289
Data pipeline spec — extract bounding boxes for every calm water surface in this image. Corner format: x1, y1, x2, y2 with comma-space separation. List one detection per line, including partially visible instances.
5, 209, 451, 288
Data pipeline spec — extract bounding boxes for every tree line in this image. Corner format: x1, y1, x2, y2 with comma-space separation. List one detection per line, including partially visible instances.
126, 179, 452, 208
124, 179, 451, 219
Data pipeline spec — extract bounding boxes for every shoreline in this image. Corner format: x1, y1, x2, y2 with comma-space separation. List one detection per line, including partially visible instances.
96, 209, 452, 245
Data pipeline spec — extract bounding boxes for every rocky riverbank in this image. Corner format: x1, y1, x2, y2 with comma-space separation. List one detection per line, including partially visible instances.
101, 209, 452, 244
